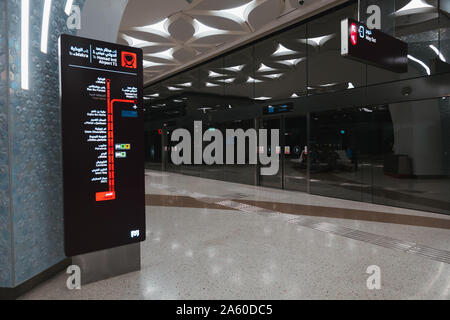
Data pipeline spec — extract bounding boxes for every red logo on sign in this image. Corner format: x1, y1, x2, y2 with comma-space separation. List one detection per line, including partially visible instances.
350, 23, 358, 46
121, 51, 137, 69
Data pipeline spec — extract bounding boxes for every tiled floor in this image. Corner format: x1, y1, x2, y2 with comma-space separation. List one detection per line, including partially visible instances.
21, 170, 450, 299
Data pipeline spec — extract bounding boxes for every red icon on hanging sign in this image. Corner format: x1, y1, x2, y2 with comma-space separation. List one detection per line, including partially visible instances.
350, 23, 358, 46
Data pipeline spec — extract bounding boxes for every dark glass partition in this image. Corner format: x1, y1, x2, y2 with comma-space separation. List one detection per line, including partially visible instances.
371, 97, 450, 214
307, 3, 367, 93
254, 21, 308, 100
309, 108, 368, 202
284, 116, 308, 192
143, 0, 450, 215
259, 118, 283, 188
308, 97, 450, 215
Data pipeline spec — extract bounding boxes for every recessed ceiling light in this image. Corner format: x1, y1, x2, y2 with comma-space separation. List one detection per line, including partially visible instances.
150, 48, 173, 60
21, 0, 29, 90
223, 64, 245, 72
283, 59, 299, 65
147, 93, 160, 98
175, 82, 192, 87
273, 44, 297, 56
217, 78, 235, 83
257, 63, 277, 72
263, 73, 283, 79
221, 2, 252, 22
167, 86, 183, 91
194, 19, 224, 37
40, 0, 52, 54
429, 45, 446, 62
320, 83, 337, 87
278, 58, 305, 66
247, 76, 263, 83
143, 60, 165, 68
254, 97, 272, 100
205, 82, 220, 87
395, 0, 434, 15
209, 71, 227, 78
299, 34, 335, 47
198, 107, 212, 113
173, 99, 183, 103
408, 54, 431, 75
347, 82, 355, 89
290, 93, 299, 98
124, 35, 149, 47
142, 19, 169, 35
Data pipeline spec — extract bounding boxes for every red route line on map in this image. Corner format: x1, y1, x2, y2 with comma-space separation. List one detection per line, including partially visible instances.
96, 79, 135, 202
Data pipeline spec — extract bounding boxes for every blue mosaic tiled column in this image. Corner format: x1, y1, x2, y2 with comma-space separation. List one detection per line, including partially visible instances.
0, 0, 85, 288
0, 0, 13, 288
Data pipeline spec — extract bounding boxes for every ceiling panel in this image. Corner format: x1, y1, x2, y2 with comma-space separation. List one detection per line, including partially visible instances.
118, 0, 345, 84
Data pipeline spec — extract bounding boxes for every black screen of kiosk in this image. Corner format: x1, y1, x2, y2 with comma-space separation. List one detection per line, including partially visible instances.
341, 18, 408, 73
59, 34, 145, 257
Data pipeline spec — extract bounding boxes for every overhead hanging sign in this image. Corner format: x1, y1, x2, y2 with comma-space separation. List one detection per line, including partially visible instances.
263, 103, 294, 115
59, 34, 146, 257
341, 18, 408, 73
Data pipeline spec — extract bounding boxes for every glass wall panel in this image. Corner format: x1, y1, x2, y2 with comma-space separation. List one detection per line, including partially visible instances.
284, 116, 308, 192
372, 97, 450, 215
366, 0, 443, 85
164, 119, 256, 185
307, 3, 366, 94
204, 119, 256, 185
169, 58, 226, 178
259, 118, 283, 188
166, 126, 184, 175
254, 23, 307, 100
309, 108, 374, 202
145, 130, 162, 170
143, 79, 186, 124
223, 47, 255, 106
216, 47, 258, 185
440, 3, 450, 67
197, 56, 225, 98
189, 57, 226, 119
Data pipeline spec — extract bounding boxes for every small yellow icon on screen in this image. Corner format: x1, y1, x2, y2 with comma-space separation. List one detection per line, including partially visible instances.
125, 144, 131, 150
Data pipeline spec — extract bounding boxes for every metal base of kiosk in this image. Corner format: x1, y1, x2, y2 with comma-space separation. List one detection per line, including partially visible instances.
72, 243, 141, 285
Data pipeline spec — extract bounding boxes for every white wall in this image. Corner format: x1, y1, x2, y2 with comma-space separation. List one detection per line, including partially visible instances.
79, 0, 129, 43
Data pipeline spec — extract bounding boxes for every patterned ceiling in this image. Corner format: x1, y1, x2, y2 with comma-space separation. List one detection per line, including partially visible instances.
117, 0, 339, 85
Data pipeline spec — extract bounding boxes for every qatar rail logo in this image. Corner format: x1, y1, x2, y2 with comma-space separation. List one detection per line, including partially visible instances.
121, 51, 137, 69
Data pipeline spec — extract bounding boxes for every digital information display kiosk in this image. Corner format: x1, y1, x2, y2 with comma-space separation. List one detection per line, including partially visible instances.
60, 34, 146, 257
